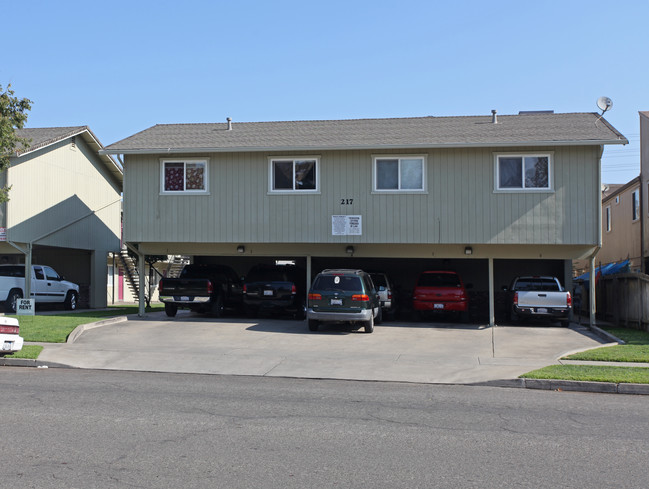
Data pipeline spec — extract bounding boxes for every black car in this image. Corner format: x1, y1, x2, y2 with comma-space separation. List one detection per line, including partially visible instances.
243, 264, 306, 319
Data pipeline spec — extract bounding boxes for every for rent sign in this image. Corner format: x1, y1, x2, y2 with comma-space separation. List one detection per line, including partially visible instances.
16, 299, 35, 316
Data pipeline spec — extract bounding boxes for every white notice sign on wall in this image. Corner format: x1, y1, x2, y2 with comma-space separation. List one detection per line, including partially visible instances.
332, 215, 362, 236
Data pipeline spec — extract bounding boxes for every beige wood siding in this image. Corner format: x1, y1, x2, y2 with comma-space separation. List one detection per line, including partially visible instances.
124, 145, 600, 246
7, 137, 122, 250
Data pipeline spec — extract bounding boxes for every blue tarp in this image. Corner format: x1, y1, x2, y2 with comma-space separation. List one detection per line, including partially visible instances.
575, 259, 630, 282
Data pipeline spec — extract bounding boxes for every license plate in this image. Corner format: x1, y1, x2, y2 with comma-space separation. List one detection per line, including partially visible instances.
434, 303, 444, 309
536, 308, 548, 314
263, 290, 273, 296
180, 296, 190, 301
331, 299, 343, 305
2, 341, 12, 351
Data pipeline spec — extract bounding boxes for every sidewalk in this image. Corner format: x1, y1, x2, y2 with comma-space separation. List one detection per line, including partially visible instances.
3, 312, 648, 394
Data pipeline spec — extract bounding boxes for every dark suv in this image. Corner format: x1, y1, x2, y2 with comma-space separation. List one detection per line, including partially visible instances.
243, 264, 306, 319
306, 269, 381, 333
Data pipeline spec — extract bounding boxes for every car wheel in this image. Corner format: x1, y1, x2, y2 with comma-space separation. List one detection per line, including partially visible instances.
375, 306, 383, 324
364, 314, 374, 333
294, 302, 306, 320
63, 291, 78, 311
6, 289, 22, 313
210, 294, 224, 317
559, 318, 570, 327
308, 319, 319, 332
165, 303, 178, 317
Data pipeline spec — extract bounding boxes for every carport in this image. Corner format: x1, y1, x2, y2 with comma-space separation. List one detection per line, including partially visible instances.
133, 242, 574, 326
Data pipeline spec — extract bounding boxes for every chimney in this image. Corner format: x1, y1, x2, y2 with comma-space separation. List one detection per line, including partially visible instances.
491, 110, 498, 124
226, 117, 232, 130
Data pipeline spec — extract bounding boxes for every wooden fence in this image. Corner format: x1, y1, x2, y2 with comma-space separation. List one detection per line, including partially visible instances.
576, 272, 649, 331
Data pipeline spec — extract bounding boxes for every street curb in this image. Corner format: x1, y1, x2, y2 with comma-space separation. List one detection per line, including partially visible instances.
0, 357, 71, 369
588, 324, 626, 345
520, 378, 649, 395
66, 316, 129, 344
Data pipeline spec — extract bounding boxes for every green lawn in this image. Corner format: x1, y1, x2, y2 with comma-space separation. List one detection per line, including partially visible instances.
563, 327, 649, 363
2, 345, 43, 360
522, 326, 649, 384
522, 364, 649, 384
9, 305, 163, 343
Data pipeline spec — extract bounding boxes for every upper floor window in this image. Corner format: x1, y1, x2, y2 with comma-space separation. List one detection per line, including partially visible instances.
269, 157, 319, 193
605, 205, 611, 232
495, 154, 552, 192
632, 189, 640, 221
161, 159, 208, 194
373, 156, 426, 192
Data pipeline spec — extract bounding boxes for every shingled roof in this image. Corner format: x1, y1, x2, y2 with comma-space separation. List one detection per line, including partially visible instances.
102, 112, 627, 155
14, 126, 123, 183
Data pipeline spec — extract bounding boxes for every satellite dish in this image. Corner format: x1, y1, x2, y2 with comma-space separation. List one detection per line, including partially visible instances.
597, 96, 613, 114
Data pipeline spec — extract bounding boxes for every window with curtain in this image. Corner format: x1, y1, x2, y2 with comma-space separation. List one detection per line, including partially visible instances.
270, 158, 318, 192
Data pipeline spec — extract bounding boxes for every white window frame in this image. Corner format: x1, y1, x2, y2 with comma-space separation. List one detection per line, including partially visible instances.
372, 155, 427, 193
494, 152, 553, 192
160, 158, 209, 194
268, 156, 320, 194
632, 189, 640, 221
605, 205, 611, 232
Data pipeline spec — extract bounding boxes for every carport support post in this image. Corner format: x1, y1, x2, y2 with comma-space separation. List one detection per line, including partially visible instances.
589, 254, 596, 328
138, 253, 146, 317
25, 243, 33, 303
488, 258, 495, 328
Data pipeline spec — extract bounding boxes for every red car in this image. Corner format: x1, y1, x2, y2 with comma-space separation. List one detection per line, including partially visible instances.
412, 271, 470, 320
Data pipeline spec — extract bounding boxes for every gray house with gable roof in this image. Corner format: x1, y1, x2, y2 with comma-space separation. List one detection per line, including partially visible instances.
102, 112, 626, 324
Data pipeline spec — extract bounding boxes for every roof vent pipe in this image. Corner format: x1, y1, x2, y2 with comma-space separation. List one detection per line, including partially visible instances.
226, 117, 232, 130
491, 110, 498, 124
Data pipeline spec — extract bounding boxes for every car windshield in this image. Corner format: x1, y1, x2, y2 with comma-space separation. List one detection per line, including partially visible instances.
418, 273, 460, 287
247, 267, 293, 283
313, 275, 362, 292
514, 278, 560, 291
369, 274, 387, 287
0, 266, 25, 277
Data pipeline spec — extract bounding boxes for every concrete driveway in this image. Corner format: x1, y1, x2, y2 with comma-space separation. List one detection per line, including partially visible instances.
34, 310, 611, 384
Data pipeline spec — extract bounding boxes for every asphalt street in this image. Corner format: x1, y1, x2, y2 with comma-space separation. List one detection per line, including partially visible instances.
2, 368, 648, 489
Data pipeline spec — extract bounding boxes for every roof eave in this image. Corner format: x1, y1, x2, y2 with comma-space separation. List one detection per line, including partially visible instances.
100, 138, 629, 156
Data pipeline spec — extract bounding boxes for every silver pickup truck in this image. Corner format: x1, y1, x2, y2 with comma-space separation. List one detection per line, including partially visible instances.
505, 276, 571, 325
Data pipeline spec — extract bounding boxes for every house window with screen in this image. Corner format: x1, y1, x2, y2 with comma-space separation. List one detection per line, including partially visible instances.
161, 159, 208, 193
495, 154, 552, 191
373, 156, 425, 192
632, 189, 640, 221
269, 158, 319, 193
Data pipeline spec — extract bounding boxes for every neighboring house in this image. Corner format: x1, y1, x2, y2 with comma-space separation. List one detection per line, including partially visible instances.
102, 112, 627, 324
640, 111, 649, 272
1, 127, 123, 308
573, 179, 641, 277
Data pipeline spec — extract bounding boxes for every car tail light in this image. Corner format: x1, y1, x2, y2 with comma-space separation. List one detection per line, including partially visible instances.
242, 284, 247, 294
352, 294, 370, 301
308, 293, 322, 300
0, 325, 19, 335
291, 285, 297, 295
566, 292, 572, 307
388, 292, 392, 299
158, 281, 163, 293
514, 292, 518, 306
207, 281, 213, 294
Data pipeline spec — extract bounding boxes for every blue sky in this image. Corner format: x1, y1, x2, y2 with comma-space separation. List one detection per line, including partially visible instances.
3, 0, 646, 183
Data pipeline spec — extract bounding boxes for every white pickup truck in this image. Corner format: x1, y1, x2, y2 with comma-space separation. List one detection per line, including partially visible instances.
506, 276, 572, 325
0, 264, 80, 313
